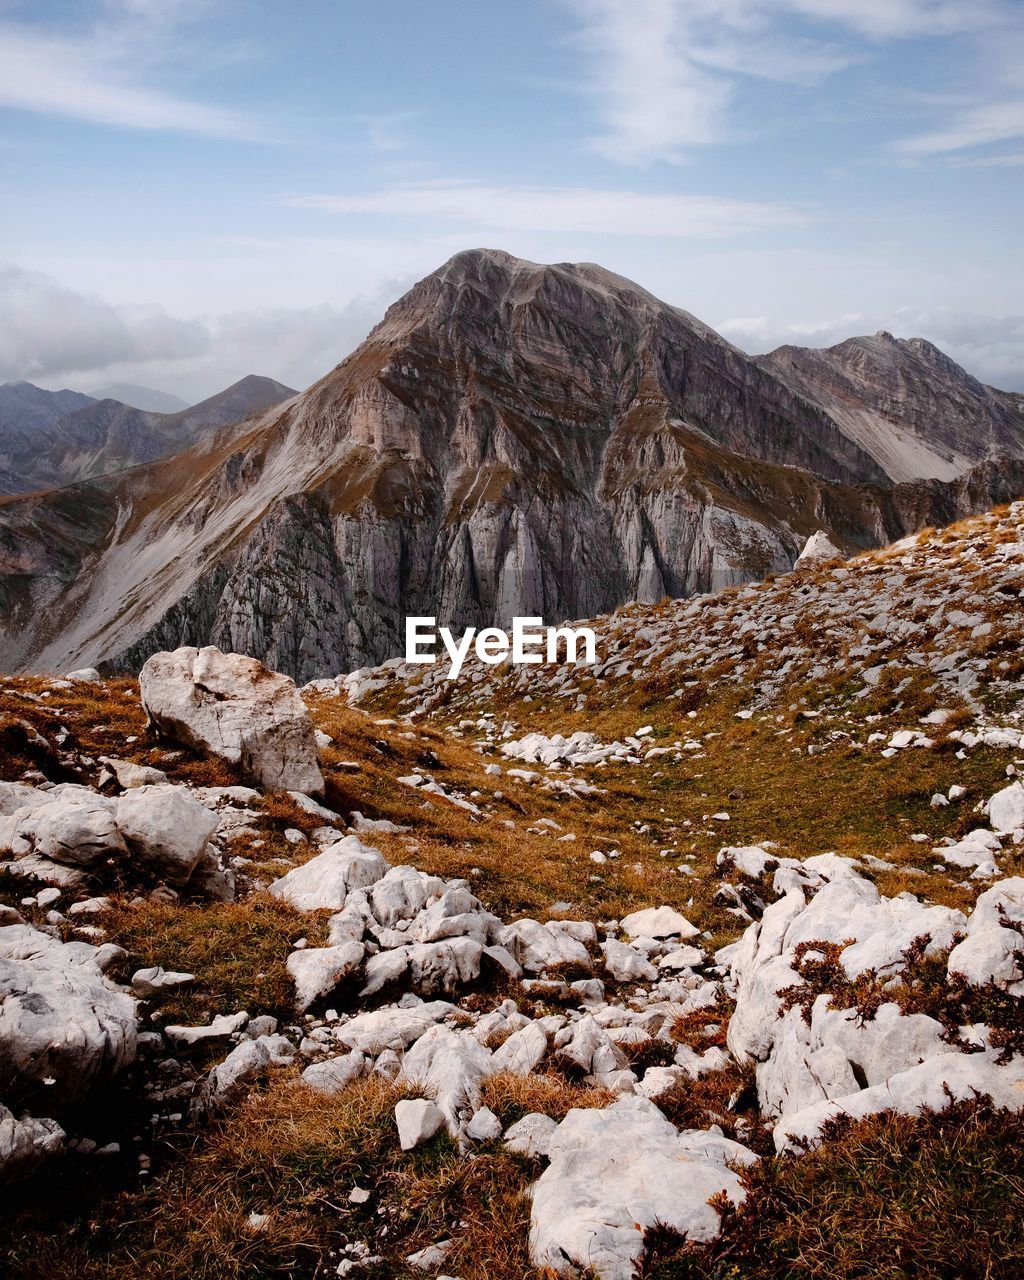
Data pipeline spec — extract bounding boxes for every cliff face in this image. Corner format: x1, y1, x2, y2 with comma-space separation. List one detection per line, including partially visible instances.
1, 249, 1022, 681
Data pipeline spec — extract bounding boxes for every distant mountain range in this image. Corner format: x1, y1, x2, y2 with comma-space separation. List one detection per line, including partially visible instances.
0, 248, 1021, 679
0, 375, 296, 494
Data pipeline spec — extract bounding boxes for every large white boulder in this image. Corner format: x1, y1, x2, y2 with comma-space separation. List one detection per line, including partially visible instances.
601, 938, 658, 983
989, 782, 1024, 835
287, 942, 365, 1010
795, 530, 843, 567
0, 924, 137, 1107
268, 836, 388, 911
335, 1003, 453, 1054
727, 873, 966, 1067
498, 919, 592, 974
491, 1022, 548, 1076
116, 785, 219, 885
139, 646, 324, 795
620, 906, 699, 941
529, 1096, 755, 1280
301, 1051, 366, 1095
0, 782, 44, 816
397, 1025, 493, 1137
756, 998, 949, 1120
948, 877, 1024, 994
17, 794, 126, 868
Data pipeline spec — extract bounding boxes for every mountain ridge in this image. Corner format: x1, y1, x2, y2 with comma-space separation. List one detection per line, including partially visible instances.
0, 374, 296, 495
0, 248, 1021, 681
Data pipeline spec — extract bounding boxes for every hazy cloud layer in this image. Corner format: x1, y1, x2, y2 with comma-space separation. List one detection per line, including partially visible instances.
284, 182, 806, 237
0, 264, 387, 402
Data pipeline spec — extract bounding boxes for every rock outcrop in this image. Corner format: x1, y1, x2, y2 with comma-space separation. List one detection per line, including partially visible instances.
139, 646, 324, 795
0, 924, 137, 1108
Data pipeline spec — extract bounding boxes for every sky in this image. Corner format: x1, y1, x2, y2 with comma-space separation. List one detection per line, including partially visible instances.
1, 0, 1022, 402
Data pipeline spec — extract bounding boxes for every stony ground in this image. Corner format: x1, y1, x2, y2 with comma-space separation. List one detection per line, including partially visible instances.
3, 503, 1024, 1278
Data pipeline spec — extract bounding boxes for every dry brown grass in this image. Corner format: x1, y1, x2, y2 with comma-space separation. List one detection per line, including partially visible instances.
102, 895, 319, 1025
645, 1099, 1024, 1279
1, 1072, 546, 1280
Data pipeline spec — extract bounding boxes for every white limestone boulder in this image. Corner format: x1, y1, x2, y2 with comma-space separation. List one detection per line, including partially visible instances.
756, 999, 949, 1120
116, 785, 219, 885
0, 1104, 65, 1183
601, 938, 659, 983
287, 942, 365, 1011
988, 782, 1024, 835
503, 1111, 558, 1157
139, 646, 324, 795
491, 1022, 548, 1076
498, 919, 592, 974
0, 924, 137, 1107
775, 1051, 1024, 1152
727, 873, 966, 1067
200, 1034, 296, 1108
948, 877, 1024, 994
268, 836, 388, 911
301, 1051, 367, 1095
17, 793, 126, 868
395, 1098, 445, 1150
336, 1003, 453, 1054
620, 906, 699, 941
529, 1096, 755, 1280
795, 530, 843, 567
398, 1025, 493, 1137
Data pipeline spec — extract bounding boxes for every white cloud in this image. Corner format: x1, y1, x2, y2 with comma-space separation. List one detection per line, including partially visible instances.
0, 8, 258, 138
559, 0, 1017, 165
283, 182, 806, 237
0, 264, 208, 382
0, 262, 389, 401
782, 0, 1006, 40
895, 99, 1024, 157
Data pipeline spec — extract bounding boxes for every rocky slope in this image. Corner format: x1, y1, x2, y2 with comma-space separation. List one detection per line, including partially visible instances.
3, 504, 1024, 1277
1, 249, 1022, 682
0, 375, 295, 495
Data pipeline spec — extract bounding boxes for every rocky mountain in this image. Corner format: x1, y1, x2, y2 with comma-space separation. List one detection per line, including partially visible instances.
88, 384, 190, 413
761, 331, 1024, 482
0, 375, 296, 495
0, 383, 96, 491
0, 248, 1022, 681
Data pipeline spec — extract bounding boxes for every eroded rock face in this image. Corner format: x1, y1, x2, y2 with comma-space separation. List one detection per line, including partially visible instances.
139, 646, 324, 794
0, 924, 137, 1108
